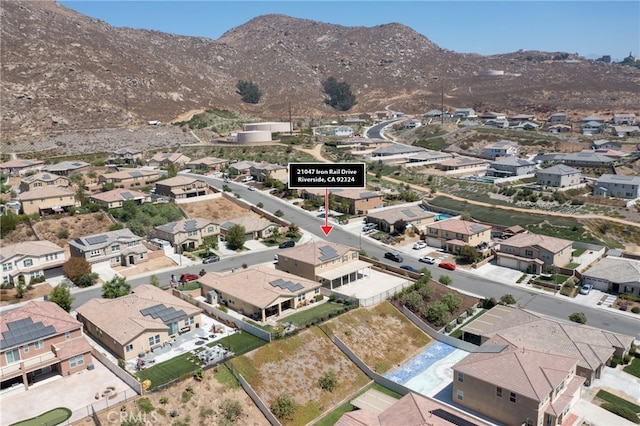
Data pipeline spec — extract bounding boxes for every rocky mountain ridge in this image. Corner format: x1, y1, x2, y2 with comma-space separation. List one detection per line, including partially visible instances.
2, 0, 639, 141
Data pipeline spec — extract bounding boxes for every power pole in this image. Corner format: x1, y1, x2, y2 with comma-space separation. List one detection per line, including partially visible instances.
289, 102, 293, 135
441, 84, 444, 125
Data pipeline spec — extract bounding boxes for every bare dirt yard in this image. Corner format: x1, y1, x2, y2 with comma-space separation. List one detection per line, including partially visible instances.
0, 283, 53, 306
81, 375, 268, 426
180, 196, 255, 223
32, 212, 114, 248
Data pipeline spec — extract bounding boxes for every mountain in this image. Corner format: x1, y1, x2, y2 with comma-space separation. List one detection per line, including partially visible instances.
2, 0, 639, 140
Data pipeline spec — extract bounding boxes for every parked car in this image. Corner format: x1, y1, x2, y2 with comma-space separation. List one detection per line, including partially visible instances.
384, 252, 404, 263
438, 262, 456, 271
241, 175, 254, 183
180, 273, 199, 282
579, 284, 593, 295
400, 265, 421, 274
413, 241, 427, 250
419, 256, 436, 264
279, 240, 296, 249
248, 185, 256, 191
202, 255, 220, 264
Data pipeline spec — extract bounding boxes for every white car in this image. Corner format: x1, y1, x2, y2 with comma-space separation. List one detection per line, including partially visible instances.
248, 186, 256, 191
413, 241, 427, 250
419, 256, 436, 264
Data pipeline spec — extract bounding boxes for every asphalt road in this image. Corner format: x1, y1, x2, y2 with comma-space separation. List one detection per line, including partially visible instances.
69, 173, 640, 340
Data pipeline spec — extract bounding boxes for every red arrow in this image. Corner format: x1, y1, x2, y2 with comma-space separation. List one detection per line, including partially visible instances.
321, 187, 333, 236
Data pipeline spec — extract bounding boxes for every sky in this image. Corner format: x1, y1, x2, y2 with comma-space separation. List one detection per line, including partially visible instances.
59, 1, 639, 61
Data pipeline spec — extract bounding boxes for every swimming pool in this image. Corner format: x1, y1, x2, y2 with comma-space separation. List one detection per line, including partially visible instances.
384, 341, 470, 396
435, 214, 452, 221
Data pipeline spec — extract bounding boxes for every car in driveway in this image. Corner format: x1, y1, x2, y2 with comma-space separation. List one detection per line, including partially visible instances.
180, 273, 199, 283
438, 262, 456, 271
202, 255, 220, 264
419, 256, 436, 264
579, 284, 593, 295
400, 265, 422, 274
413, 241, 427, 250
384, 252, 404, 263
279, 240, 296, 249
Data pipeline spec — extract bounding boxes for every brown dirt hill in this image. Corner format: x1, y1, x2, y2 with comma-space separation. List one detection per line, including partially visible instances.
2, 0, 639, 144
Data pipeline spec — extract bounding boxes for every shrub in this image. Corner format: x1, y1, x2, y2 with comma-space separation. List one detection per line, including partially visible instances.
136, 397, 154, 414
271, 393, 297, 420
479, 297, 497, 309
623, 354, 632, 364
568, 312, 587, 324
193, 369, 204, 381
318, 370, 339, 392
159, 397, 168, 405
219, 398, 243, 422
438, 275, 452, 286
631, 307, 640, 314
499, 294, 516, 305
424, 302, 450, 327
444, 323, 454, 333
610, 358, 620, 368
441, 293, 462, 313
456, 316, 464, 324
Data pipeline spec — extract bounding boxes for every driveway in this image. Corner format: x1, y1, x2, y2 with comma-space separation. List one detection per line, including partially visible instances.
0, 359, 137, 425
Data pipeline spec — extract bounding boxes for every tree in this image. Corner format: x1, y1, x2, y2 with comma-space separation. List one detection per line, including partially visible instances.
0, 211, 20, 235
236, 80, 262, 104
400, 291, 423, 312
322, 76, 356, 111
393, 219, 407, 235
274, 209, 284, 218
49, 284, 74, 312
458, 245, 480, 264
62, 257, 92, 286
441, 293, 462, 313
226, 224, 246, 250
76, 273, 99, 288
438, 275, 452, 286
568, 312, 587, 324
167, 162, 178, 178
423, 302, 450, 327
271, 393, 297, 420
499, 294, 517, 305
102, 276, 131, 299
318, 370, 339, 392
150, 275, 160, 287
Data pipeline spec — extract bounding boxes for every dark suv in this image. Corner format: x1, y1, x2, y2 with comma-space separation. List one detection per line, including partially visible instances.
279, 240, 296, 249
384, 252, 404, 263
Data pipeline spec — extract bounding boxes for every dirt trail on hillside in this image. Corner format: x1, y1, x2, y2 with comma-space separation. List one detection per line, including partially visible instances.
294, 145, 640, 229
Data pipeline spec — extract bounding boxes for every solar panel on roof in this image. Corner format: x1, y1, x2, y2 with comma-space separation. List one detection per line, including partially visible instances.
269, 278, 303, 292
86, 235, 108, 245
72, 162, 83, 167
0, 317, 56, 350
184, 220, 197, 231
470, 224, 486, 233
402, 209, 416, 218
318, 245, 338, 261
121, 192, 133, 199
140, 304, 187, 324
130, 171, 142, 177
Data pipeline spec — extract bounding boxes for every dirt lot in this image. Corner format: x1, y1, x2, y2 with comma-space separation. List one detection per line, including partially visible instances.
81, 375, 268, 426
0, 283, 53, 307
180, 197, 254, 222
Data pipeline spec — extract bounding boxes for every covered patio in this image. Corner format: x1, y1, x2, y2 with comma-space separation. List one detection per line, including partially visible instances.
317, 259, 372, 290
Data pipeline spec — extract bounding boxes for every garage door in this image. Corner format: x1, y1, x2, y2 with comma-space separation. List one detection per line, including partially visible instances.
426, 237, 442, 249
497, 256, 519, 270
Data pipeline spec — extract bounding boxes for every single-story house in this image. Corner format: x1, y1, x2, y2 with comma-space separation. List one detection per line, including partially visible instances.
366, 204, 435, 233
548, 124, 572, 133
186, 157, 229, 172
591, 139, 622, 150
76, 284, 202, 361
0, 159, 44, 176
547, 112, 567, 123
580, 115, 605, 124
98, 169, 161, 188
300, 188, 383, 215
220, 216, 279, 241
558, 151, 614, 167
89, 188, 151, 209
147, 153, 191, 168
199, 265, 322, 322
43, 161, 91, 176
453, 108, 477, 118
582, 256, 640, 296
612, 125, 640, 137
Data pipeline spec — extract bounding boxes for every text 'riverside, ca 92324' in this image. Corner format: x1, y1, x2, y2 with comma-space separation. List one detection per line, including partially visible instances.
288, 163, 366, 189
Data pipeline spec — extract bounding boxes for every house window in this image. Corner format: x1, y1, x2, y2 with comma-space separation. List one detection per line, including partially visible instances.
23, 344, 29, 354
148, 336, 155, 346
342, 255, 348, 262
2, 263, 12, 272
496, 387, 502, 397
429, 228, 439, 235
510, 392, 517, 403
623, 286, 634, 294
111, 244, 120, 252
69, 355, 84, 368
555, 381, 564, 394
90, 249, 101, 257
125, 344, 134, 353
352, 253, 357, 259
187, 230, 197, 237
5, 348, 20, 364
207, 226, 215, 233
35, 339, 44, 350
65, 331, 71, 340
315, 288, 320, 294
457, 390, 464, 401
185, 317, 194, 326
23, 259, 33, 267
525, 249, 533, 257
457, 372, 464, 383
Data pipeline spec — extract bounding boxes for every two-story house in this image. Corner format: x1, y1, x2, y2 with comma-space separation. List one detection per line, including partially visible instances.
147, 153, 191, 168
68, 229, 148, 268
186, 157, 229, 173
366, 204, 435, 233
154, 218, 219, 253
611, 113, 636, 125
98, 169, 161, 189
487, 157, 536, 177
453, 108, 477, 118
275, 241, 372, 291
199, 265, 322, 322
76, 284, 201, 361
547, 112, 567, 123
18, 187, 80, 216
481, 140, 519, 159
425, 219, 492, 254
1, 301, 93, 390
107, 148, 142, 165
0, 241, 66, 287
452, 336, 584, 426
89, 188, 152, 209
496, 232, 573, 274
19, 172, 71, 193
580, 121, 605, 135
300, 188, 383, 215
593, 174, 640, 199
536, 165, 581, 188
249, 163, 288, 183
154, 176, 212, 200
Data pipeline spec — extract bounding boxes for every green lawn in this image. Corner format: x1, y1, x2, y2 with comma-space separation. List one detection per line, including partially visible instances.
623, 357, 640, 378
216, 330, 268, 356
277, 301, 349, 328
136, 352, 202, 390
572, 247, 587, 257
596, 389, 640, 412
10, 407, 71, 426
180, 282, 200, 291
313, 383, 402, 426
